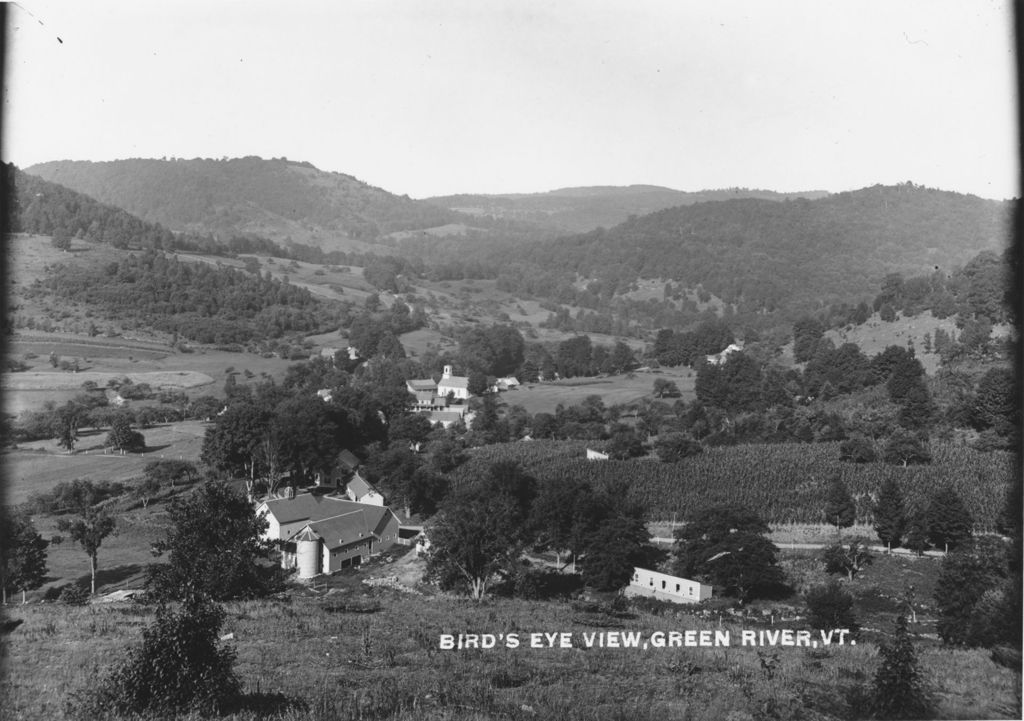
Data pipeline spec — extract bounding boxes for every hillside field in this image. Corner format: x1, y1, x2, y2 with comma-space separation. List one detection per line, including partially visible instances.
2, 578, 1018, 721
5, 420, 208, 505
504, 368, 696, 415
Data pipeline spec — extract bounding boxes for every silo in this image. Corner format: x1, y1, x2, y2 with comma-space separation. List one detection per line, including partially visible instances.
294, 527, 320, 578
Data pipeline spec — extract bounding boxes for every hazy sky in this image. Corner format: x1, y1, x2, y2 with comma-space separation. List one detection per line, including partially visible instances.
4, 0, 1018, 199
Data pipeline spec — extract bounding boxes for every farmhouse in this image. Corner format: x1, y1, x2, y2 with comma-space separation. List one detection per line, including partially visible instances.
256, 493, 400, 577
586, 448, 610, 461
436, 365, 471, 400
345, 471, 385, 506
623, 568, 712, 604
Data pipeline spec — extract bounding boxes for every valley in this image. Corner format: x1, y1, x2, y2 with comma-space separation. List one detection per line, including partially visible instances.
1, 157, 1019, 721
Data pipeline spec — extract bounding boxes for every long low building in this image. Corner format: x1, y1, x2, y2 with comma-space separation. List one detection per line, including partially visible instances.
256, 493, 400, 577
624, 567, 712, 604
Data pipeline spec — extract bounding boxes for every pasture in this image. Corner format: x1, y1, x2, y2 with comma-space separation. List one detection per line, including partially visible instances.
504, 367, 696, 415
5, 332, 299, 416
6, 420, 208, 505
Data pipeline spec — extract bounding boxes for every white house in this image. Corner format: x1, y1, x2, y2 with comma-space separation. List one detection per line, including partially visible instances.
436, 365, 471, 400
623, 568, 712, 604
705, 342, 744, 366
345, 471, 385, 506
586, 448, 609, 461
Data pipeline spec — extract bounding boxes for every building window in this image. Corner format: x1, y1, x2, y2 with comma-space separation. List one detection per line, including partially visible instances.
649, 578, 653, 586
675, 584, 680, 592
661, 580, 666, 590
689, 587, 694, 595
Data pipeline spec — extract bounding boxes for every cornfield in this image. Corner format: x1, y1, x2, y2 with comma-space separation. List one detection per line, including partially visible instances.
448, 440, 1015, 531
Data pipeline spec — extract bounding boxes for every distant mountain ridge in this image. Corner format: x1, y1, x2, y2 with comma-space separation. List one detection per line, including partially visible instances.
482, 182, 1013, 317
427, 185, 830, 234
26, 157, 463, 251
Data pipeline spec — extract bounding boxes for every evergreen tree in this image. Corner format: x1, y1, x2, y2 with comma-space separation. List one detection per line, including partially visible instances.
823, 477, 856, 529
873, 478, 906, 550
934, 538, 1010, 646
872, 614, 932, 719
925, 487, 973, 552
903, 511, 930, 556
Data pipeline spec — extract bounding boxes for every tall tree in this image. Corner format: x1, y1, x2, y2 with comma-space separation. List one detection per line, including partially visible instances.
873, 478, 906, 551
0, 510, 49, 604
925, 487, 973, 553
673, 505, 783, 602
823, 477, 856, 530
424, 463, 536, 600
57, 507, 116, 595
792, 316, 825, 363
147, 481, 283, 601
934, 538, 1010, 647
581, 514, 660, 591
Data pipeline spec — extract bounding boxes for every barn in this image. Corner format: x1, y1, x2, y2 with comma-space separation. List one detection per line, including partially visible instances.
256, 493, 400, 578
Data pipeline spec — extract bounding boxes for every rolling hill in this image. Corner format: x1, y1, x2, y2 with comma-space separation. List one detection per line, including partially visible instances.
427, 185, 831, 234
483, 182, 1014, 318
26, 157, 465, 251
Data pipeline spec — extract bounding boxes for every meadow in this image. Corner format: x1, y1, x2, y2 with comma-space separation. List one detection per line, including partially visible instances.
6, 420, 208, 505
501, 368, 696, 415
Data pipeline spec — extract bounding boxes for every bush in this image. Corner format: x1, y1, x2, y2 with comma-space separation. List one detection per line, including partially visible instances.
805, 580, 858, 632
60, 584, 90, 606
72, 595, 240, 718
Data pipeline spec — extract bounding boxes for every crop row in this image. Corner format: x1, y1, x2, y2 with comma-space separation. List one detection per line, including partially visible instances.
450, 441, 1015, 531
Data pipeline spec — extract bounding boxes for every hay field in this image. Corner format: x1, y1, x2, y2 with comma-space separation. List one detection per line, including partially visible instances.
507, 367, 695, 415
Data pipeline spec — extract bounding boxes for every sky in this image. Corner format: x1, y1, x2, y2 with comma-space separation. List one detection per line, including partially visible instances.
3, 0, 1019, 199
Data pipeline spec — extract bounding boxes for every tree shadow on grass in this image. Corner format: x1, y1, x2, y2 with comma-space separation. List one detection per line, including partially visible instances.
140, 444, 173, 454
90, 563, 148, 591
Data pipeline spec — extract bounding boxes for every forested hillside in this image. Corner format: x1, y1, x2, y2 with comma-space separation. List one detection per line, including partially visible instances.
484, 183, 1012, 319
428, 185, 829, 234
26, 157, 463, 247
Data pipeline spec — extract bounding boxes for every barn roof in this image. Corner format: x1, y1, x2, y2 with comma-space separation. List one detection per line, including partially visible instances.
284, 502, 397, 550
262, 492, 388, 526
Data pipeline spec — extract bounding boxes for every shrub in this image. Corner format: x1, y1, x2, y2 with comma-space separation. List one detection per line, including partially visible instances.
72, 595, 240, 718
805, 580, 858, 632
60, 583, 90, 606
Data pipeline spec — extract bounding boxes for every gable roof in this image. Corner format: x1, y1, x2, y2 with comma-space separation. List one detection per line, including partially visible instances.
262, 493, 387, 526
284, 502, 397, 550
438, 376, 469, 389
347, 471, 379, 498
336, 449, 361, 472
407, 379, 437, 391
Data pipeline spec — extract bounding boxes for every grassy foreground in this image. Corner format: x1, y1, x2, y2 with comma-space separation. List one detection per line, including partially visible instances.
1, 582, 1019, 721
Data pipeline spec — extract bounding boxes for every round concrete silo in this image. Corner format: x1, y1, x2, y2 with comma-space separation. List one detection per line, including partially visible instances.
294, 527, 320, 579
